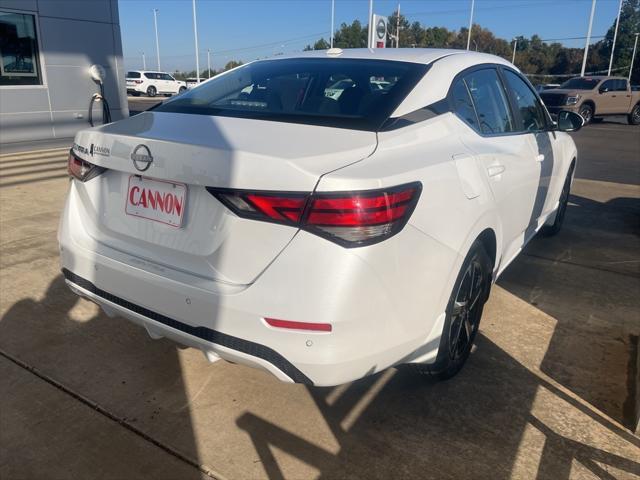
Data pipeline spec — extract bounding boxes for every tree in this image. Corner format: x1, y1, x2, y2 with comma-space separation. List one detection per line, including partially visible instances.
594, 0, 640, 81
223, 60, 243, 71
304, 38, 330, 51
333, 20, 368, 48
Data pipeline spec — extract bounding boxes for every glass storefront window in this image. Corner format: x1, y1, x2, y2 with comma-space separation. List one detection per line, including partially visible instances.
0, 11, 42, 86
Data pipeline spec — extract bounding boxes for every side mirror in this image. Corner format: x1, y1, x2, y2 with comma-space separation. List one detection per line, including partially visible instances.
557, 110, 584, 132
599, 87, 609, 94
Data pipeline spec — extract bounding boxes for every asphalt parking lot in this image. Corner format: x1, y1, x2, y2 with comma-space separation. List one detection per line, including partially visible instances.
1, 107, 639, 479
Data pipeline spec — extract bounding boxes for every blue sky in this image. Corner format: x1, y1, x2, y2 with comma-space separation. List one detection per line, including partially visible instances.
119, 0, 624, 72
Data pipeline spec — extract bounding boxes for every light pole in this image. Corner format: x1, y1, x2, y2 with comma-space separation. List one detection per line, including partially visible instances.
630, 33, 639, 82
192, 0, 200, 84
466, 0, 475, 51
580, 0, 596, 77
141, 51, 146, 70
608, 0, 623, 75
153, 8, 160, 71
396, 3, 401, 48
207, 49, 211, 78
330, 0, 335, 48
367, 0, 373, 48
511, 39, 517, 64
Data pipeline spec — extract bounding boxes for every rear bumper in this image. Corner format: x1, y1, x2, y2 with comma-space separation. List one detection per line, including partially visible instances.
59, 182, 461, 386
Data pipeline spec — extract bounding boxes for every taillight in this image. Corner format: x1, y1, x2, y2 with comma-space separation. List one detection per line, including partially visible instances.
208, 182, 421, 247
67, 150, 106, 182
135, 80, 143, 84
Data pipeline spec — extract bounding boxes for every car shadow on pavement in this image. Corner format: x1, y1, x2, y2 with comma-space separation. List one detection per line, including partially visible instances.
237, 334, 640, 480
499, 192, 640, 429
0, 275, 204, 479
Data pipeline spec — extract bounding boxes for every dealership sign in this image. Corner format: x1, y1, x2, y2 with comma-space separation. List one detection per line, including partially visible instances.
370, 14, 387, 49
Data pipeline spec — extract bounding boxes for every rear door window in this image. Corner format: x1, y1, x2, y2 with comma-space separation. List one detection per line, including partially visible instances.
451, 78, 479, 132
502, 70, 548, 132
615, 79, 628, 91
463, 69, 514, 135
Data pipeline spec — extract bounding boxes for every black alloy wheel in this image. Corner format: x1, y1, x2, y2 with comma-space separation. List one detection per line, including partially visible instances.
410, 241, 492, 380
541, 163, 574, 237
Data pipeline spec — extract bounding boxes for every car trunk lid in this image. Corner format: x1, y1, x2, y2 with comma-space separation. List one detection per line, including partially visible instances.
72, 111, 377, 285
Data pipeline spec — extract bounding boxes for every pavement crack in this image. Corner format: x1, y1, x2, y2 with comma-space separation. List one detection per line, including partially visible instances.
523, 252, 640, 279
0, 348, 223, 480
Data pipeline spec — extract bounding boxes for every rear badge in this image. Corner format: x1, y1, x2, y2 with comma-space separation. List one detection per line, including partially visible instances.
131, 144, 153, 172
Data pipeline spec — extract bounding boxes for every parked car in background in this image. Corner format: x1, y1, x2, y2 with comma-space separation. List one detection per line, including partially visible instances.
539, 76, 640, 125
536, 83, 560, 93
185, 78, 202, 89
62, 49, 582, 386
126, 71, 187, 97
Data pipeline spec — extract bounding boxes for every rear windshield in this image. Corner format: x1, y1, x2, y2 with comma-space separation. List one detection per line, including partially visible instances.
155, 58, 428, 130
127, 71, 141, 79
560, 78, 600, 90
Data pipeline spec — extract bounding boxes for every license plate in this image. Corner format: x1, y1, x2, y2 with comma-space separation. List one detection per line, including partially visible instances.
126, 176, 186, 228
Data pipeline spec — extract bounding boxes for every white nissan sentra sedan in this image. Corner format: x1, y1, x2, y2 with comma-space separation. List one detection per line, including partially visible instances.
59, 49, 582, 386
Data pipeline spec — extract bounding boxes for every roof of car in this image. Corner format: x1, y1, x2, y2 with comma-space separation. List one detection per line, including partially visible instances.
273, 48, 505, 66
577, 75, 626, 80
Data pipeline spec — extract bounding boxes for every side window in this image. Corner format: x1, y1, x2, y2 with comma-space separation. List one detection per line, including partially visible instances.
144, 73, 155, 80
451, 78, 479, 132
464, 69, 514, 135
502, 70, 547, 132
615, 79, 628, 91
162, 74, 173, 81
600, 79, 615, 92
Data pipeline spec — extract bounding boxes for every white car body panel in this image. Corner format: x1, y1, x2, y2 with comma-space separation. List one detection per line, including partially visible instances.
60, 49, 577, 386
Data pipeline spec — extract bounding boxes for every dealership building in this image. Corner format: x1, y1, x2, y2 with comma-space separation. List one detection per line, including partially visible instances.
0, 0, 127, 145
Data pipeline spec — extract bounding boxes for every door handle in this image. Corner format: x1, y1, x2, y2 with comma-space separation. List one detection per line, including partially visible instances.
487, 165, 505, 177
535, 154, 545, 163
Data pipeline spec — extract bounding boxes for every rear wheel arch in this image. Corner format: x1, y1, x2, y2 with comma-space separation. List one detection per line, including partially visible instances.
476, 228, 497, 270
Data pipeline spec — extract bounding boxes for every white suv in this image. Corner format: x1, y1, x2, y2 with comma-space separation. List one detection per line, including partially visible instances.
126, 71, 187, 97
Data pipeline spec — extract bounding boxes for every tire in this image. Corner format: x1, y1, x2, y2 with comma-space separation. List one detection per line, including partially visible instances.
410, 241, 492, 381
178, 86, 187, 94
130, 91, 140, 97
540, 163, 574, 237
628, 104, 640, 125
146, 86, 157, 97
578, 103, 593, 125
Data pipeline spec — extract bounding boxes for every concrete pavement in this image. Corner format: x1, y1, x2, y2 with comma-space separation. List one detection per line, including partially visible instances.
0, 125, 639, 479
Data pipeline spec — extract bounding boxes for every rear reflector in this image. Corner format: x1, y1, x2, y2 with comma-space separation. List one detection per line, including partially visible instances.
208, 182, 421, 248
67, 149, 106, 182
265, 318, 332, 332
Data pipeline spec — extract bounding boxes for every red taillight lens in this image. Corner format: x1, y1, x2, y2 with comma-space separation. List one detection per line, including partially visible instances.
135, 80, 143, 84
304, 184, 421, 246
67, 150, 106, 182
208, 182, 421, 247
212, 190, 308, 226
